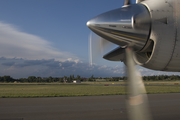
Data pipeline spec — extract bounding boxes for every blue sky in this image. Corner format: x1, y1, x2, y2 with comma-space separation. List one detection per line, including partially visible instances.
0, 0, 179, 78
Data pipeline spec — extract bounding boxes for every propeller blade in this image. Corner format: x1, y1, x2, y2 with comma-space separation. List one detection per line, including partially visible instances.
125, 47, 152, 120
88, 32, 103, 66
124, 0, 130, 6
88, 32, 93, 66
88, 32, 115, 66
136, 0, 145, 3
103, 47, 125, 61
100, 38, 115, 55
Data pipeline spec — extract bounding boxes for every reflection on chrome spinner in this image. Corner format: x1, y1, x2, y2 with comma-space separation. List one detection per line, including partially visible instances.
87, 4, 151, 51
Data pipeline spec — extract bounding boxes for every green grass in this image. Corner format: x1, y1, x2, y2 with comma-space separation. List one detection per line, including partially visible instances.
82, 81, 180, 85
0, 85, 126, 98
146, 86, 180, 94
0, 84, 180, 98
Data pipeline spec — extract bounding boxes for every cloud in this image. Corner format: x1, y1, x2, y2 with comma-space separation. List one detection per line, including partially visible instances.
1, 57, 180, 79
0, 57, 125, 78
0, 21, 78, 61
2, 61, 15, 66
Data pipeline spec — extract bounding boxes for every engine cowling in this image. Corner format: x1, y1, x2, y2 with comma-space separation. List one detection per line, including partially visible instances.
134, 0, 180, 72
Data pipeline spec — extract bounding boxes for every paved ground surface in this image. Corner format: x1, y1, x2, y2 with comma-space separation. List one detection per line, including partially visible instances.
0, 93, 180, 120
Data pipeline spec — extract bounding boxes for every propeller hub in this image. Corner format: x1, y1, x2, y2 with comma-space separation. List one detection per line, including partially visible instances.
87, 4, 151, 51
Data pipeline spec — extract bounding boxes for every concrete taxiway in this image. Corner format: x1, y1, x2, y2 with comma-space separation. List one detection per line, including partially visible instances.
0, 93, 180, 120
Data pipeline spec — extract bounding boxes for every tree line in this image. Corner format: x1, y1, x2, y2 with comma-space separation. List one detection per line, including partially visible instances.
0, 75, 87, 83
0, 75, 180, 83
109, 75, 180, 81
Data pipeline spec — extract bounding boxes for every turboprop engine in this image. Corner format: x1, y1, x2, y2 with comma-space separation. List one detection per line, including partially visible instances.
87, 0, 180, 72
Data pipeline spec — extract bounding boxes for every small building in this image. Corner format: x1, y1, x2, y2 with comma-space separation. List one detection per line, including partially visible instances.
73, 80, 81, 83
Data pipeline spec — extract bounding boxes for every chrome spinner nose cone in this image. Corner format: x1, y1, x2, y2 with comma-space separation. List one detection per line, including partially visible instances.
87, 4, 151, 51
87, 18, 97, 29
86, 21, 91, 27
86, 21, 90, 27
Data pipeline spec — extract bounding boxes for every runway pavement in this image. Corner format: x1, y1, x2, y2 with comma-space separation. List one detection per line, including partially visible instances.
0, 93, 180, 120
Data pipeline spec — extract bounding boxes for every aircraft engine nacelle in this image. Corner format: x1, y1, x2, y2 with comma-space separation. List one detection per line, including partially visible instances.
134, 0, 180, 72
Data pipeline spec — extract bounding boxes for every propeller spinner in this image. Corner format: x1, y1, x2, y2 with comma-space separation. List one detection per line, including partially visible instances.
87, 3, 151, 52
